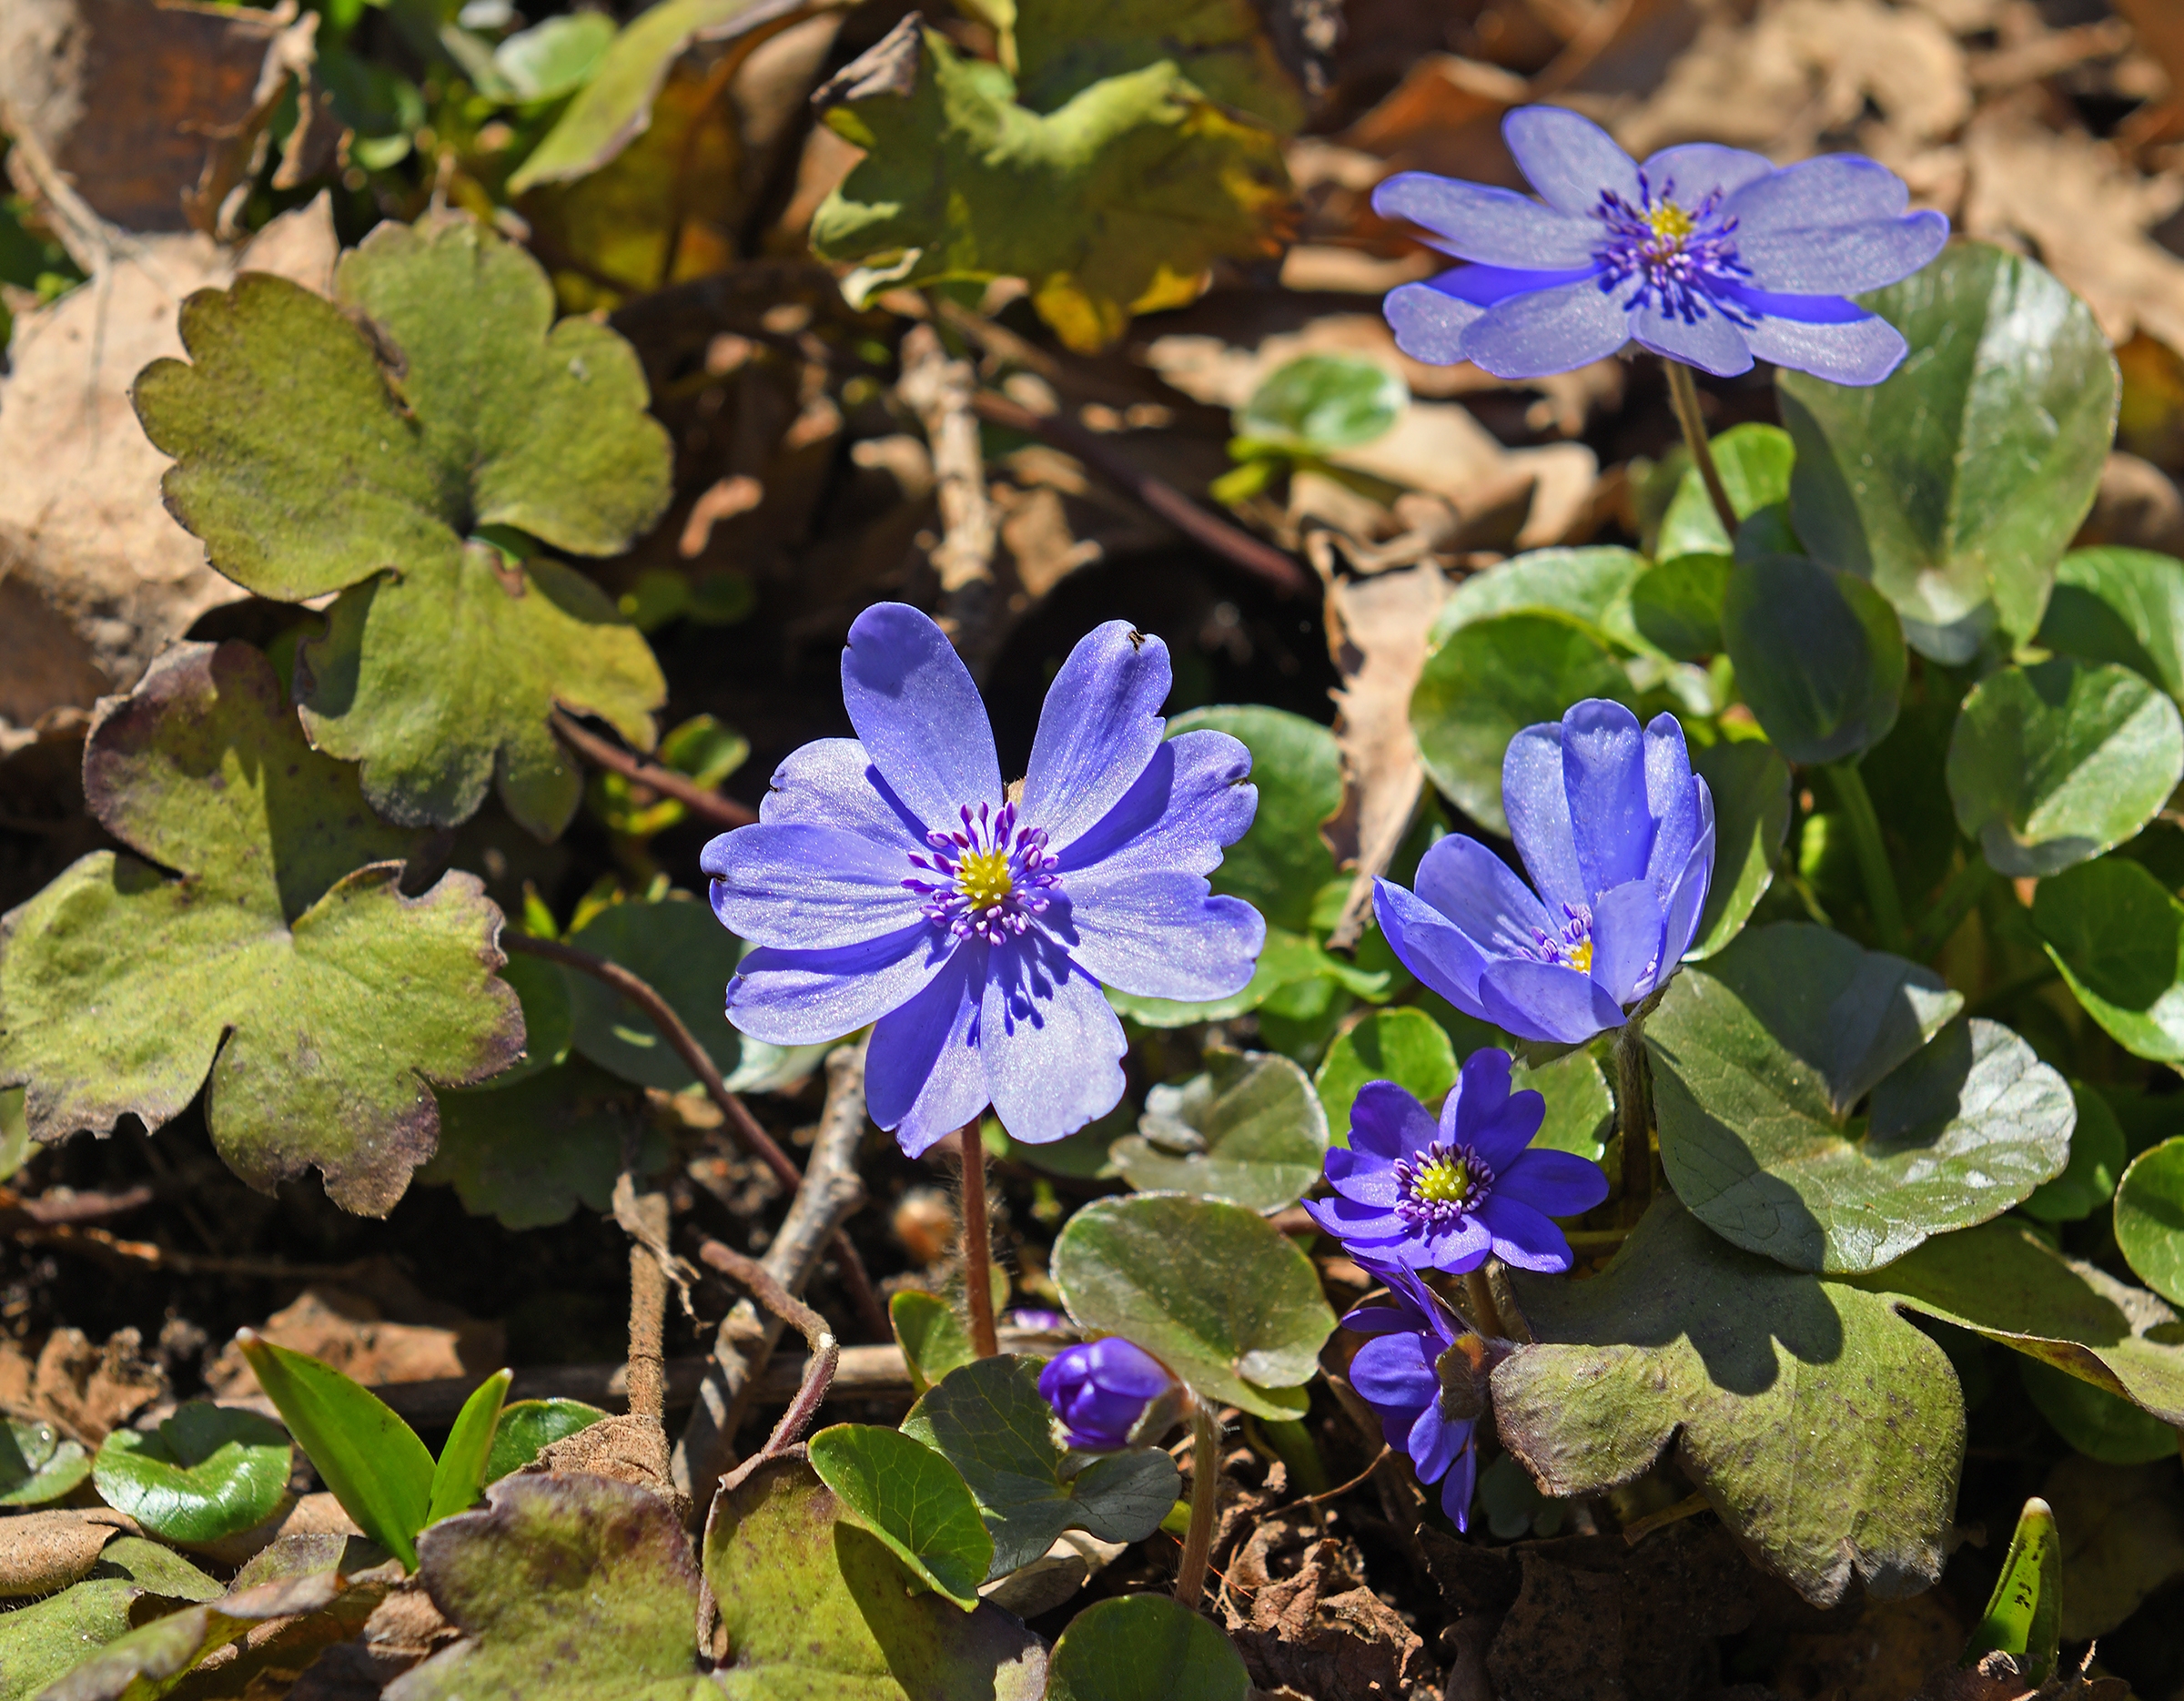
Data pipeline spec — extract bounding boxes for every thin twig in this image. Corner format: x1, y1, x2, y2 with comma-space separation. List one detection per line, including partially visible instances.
1622, 1490, 1712, 1545
898, 324, 1001, 668
1295, 1444, 1394, 1509
957, 1126, 1000, 1359
697, 1237, 841, 1494
550, 709, 757, 829
0, 1184, 156, 1226
1663, 361, 1738, 541
968, 390, 1314, 597
622, 1184, 672, 1424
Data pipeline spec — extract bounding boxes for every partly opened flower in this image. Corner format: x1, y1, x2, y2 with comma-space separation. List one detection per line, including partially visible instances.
1342, 1264, 1487, 1529
703, 603, 1263, 1152
1376, 105, 1947, 384
1304, 1049, 1607, 1273
1038, 1338, 1178, 1451
1377, 699, 1714, 1047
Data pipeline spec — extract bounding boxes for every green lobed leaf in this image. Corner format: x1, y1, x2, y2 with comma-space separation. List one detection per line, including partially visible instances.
0, 1417, 90, 1508
2024, 1082, 2127, 1223
1166, 706, 1339, 936
0, 642, 522, 1216
91, 1402, 293, 1545
2114, 1136, 2184, 1307
468, 948, 575, 1091
1779, 242, 2118, 662
133, 214, 672, 840
1050, 1193, 1336, 1418
0, 1087, 29, 1181
1044, 1593, 1251, 1701
426, 1057, 665, 1230
1520, 1044, 1613, 1162
805, 1423, 994, 1609
33, 1561, 342, 1701
704, 1456, 1047, 1699
490, 12, 616, 102
1630, 553, 1730, 662
2030, 856, 2184, 1064
1962, 1496, 2062, 1685
1648, 922, 2068, 1273
483, 1398, 608, 1484
426, 1369, 511, 1526
91, 1538, 224, 1603
892, 1291, 978, 1399
1008, 0, 1304, 129
1721, 554, 1906, 765
1111, 1048, 1329, 1213
2039, 547, 2184, 702
1314, 1007, 1456, 1144
238, 1332, 436, 1571
2017, 1356, 2178, 1464
1494, 1197, 1964, 1607
1687, 738, 1792, 959
900, 1356, 1179, 1576
562, 896, 744, 1091
1653, 424, 1796, 564
1946, 659, 2184, 876
1234, 354, 1405, 454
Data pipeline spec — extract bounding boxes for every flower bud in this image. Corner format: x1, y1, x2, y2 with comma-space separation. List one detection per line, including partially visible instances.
1036, 1337, 1178, 1452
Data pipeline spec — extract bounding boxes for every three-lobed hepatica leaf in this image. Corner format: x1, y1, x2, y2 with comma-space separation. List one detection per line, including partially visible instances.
1494, 1196, 1965, 1608
706, 1455, 1048, 1699
1050, 1193, 1336, 1419
1315, 1007, 1455, 1141
1778, 242, 2119, 664
0, 642, 523, 1216
892, 1291, 978, 1398
0, 1417, 91, 1509
2114, 1137, 2184, 1307
2023, 1081, 2127, 1223
900, 1356, 1179, 1576
92, 1402, 293, 1546
1651, 423, 1796, 569
1044, 1593, 1251, 1701
1945, 659, 2184, 876
132, 212, 672, 842
2017, 1355, 2179, 1465
805, 1423, 993, 1609
1110, 1048, 1329, 1213
808, 15, 1290, 354
1002, 0, 1303, 130
1721, 553, 1906, 765
1647, 922, 2073, 1274
2030, 857, 2184, 1064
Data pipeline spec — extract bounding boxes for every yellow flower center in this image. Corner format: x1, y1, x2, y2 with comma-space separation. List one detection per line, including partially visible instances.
1410, 1154, 1473, 1205
1568, 939, 1594, 975
956, 846, 1015, 910
1647, 202, 1696, 247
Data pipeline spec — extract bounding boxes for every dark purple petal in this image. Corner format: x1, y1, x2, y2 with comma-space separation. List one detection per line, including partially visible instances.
1412, 835, 1552, 961
703, 823, 925, 949
1420, 1215, 1494, 1273
1443, 1045, 1512, 1139
1641, 714, 1702, 897
726, 926, 949, 1046
1327, 1145, 1403, 1206
867, 938, 990, 1155
1724, 155, 1911, 233
752, 737, 928, 848
1477, 959, 1625, 1046
1046, 876, 1263, 1002
1736, 211, 1948, 295
1350, 1331, 1441, 1412
1477, 1193, 1576, 1272
980, 935, 1127, 1144
1022, 621, 1172, 852
1051, 730, 1255, 879
1428, 262, 1600, 305
1502, 723, 1585, 914
1301, 1192, 1409, 1243
1340, 1302, 1419, 1338
1637, 142, 1774, 201
1496, 1147, 1612, 1219
1374, 880, 1496, 1017
1559, 700, 1652, 896
1039, 1337, 1176, 1450
1371, 171, 1602, 268
1384, 280, 1489, 366
1588, 876, 1665, 1007
1502, 106, 1641, 217
1454, 1058, 1545, 1173
1461, 276, 1633, 379
840, 602, 1003, 830
1629, 296, 1754, 377
1408, 1402, 1465, 1482
1716, 284, 1873, 324
1736, 308, 1910, 386
1658, 806, 1716, 968
1440, 1443, 1478, 1531
1348, 1080, 1440, 1161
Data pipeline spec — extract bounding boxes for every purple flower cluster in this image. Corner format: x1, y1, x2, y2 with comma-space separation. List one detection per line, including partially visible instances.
703, 604, 1264, 1154
1342, 1265, 1485, 1529
1376, 105, 1948, 384
1305, 1049, 1606, 1275
1377, 700, 1714, 1048
1038, 1337, 1178, 1452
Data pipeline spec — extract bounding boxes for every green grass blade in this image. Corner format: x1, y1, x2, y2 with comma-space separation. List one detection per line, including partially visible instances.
1960, 1494, 2061, 1684
428, 1369, 512, 1526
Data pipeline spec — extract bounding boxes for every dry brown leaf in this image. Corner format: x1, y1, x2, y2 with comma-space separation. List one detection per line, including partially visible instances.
2079, 452, 2184, 557
0, 1506, 136, 1598
205, 1290, 505, 1399
25, 1325, 168, 1444
1222, 1514, 1434, 1701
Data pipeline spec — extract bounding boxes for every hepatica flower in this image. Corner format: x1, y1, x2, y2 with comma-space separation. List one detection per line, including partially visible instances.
1038, 1337, 1178, 1452
1342, 1264, 1488, 1529
1376, 105, 1947, 383
703, 603, 1263, 1152
1305, 1049, 1607, 1273
1377, 700, 1714, 1047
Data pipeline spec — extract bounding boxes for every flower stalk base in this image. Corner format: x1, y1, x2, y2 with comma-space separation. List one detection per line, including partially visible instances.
958, 1127, 999, 1358
1616, 1017, 1654, 1226
1665, 360, 1739, 540
1174, 1401, 1221, 1610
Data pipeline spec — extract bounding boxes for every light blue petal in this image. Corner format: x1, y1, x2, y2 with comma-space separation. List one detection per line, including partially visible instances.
868, 939, 990, 1154
1638, 142, 1774, 203
1413, 835, 1552, 960
1048, 875, 1263, 1002
1502, 723, 1586, 915
1421, 1216, 1494, 1273
1736, 211, 1949, 295
981, 935, 1127, 1145
1478, 1193, 1576, 1271
1441, 1443, 1478, 1531
1384, 279, 1488, 366
753, 736, 928, 847
1052, 730, 1255, 879
703, 822, 924, 949
1559, 699, 1652, 896
1350, 1080, 1439, 1162
1408, 1403, 1462, 1483
1350, 1331, 1439, 1412
841, 602, 1002, 830
1375, 880, 1495, 1017
1587, 877, 1665, 1007
1502, 106, 1641, 217
1371, 170, 1603, 268
1661, 805, 1716, 967
1628, 296, 1754, 378
1724, 154, 1911, 233
1737, 308, 1910, 386
1022, 621, 1172, 852
1477, 959, 1624, 1046
1460, 275, 1633, 380
727, 925, 950, 1047
1495, 1148, 1611, 1218
1642, 714, 1702, 896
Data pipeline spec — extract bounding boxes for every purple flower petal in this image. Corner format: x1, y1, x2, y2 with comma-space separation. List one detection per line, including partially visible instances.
867, 939, 990, 1155
1502, 106, 1641, 217
1374, 879, 1495, 1018
1443, 1045, 1512, 1139
1047, 875, 1263, 1002
1327, 1145, 1404, 1206
1340, 1301, 1420, 1337
1412, 835, 1552, 961
1725, 154, 1911, 233
726, 926, 950, 1047
1502, 723, 1585, 914
752, 737, 928, 848
1478, 1193, 1576, 1272
1461, 275, 1633, 379
1659, 808, 1717, 967
1736, 211, 1948, 296
1588, 876, 1665, 1007
1638, 142, 1774, 202
1736, 308, 1910, 386
1052, 730, 1255, 880
1559, 700, 1652, 896
1429, 263, 1601, 306
1495, 1147, 1612, 1219
1371, 171, 1603, 269
1021, 621, 1171, 852
840, 602, 1003, 830
1459, 1087, 1546, 1176
1301, 1192, 1409, 1243
1718, 284, 1874, 324
703, 822, 924, 949
980, 937, 1127, 1144
1383, 280, 1488, 366
1477, 958, 1626, 1046
1408, 1402, 1464, 1483
1642, 714, 1703, 896
1349, 1331, 1440, 1412
1420, 1215, 1494, 1273
1440, 1443, 1478, 1531
1628, 295, 1754, 377
1349, 1081, 1440, 1160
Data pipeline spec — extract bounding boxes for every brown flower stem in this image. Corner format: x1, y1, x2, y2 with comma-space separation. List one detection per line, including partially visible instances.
1462, 1269, 1507, 1340
1616, 1015, 1653, 1226
549, 708, 756, 829
1173, 1400, 1223, 1610
957, 1124, 1000, 1358
1664, 360, 1738, 541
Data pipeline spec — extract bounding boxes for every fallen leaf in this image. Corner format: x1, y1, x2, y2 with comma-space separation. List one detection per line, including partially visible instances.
28, 1326, 167, 1444
1221, 1514, 1434, 1701
206, 1291, 505, 1398
0, 1506, 136, 1599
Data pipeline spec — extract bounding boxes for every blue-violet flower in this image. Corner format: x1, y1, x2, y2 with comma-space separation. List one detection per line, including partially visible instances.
1343, 1264, 1487, 1530
1375, 105, 1948, 384
1305, 1048, 1607, 1272
703, 603, 1264, 1152
1038, 1338, 1178, 1451
1377, 699, 1714, 1047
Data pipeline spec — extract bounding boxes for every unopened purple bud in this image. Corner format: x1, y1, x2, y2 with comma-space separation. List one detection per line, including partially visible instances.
1010, 1308, 1069, 1333
1036, 1337, 1176, 1451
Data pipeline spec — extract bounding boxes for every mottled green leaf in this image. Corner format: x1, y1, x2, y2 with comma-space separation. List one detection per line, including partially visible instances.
1495, 1197, 1963, 1607
426, 1057, 663, 1230
1688, 738, 1792, 960
34, 1565, 342, 1701
0, 1088, 29, 1180
470, 950, 574, 1091
1946, 659, 2183, 876
2040, 547, 2184, 703
89, 1539, 223, 1603
92, 1403, 293, 1545
0, 1417, 90, 1508
806, 1424, 993, 1609
133, 214, 671, 839
901, 1356, 1178, 1575
1779, 243, 2118, 662
0, 643, 521, 1216
1111, 1048, 1327, 1213
1962, 1496, 2061, 1685
1009, 0, 1302, 128
2025, 1082, 2127, 1223
1044, 1593, 1250, 1701
2031, 856, 2184, 1064
2115, 1136, 2184, 1307
0, 1580, 139, 1701
1314, 1007, 1456, 1143
483, 1399, 608, 1484
1051, 1193, 1335, 1418
1722, 554, 1906, 765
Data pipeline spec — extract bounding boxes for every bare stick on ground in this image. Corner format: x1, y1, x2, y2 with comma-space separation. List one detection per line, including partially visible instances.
897, 324, 1001, 670
550, 708, 756, 828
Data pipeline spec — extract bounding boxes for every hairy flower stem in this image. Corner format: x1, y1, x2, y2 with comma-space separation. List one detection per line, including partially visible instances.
1174, 1400, 1222, 1610
1825, 760, 1908, 956
1616, 1017, 1653, 1225
1462, 1269, 1507, 1340
1664, 360, 1738, 541
957, 1126, 1000, 1358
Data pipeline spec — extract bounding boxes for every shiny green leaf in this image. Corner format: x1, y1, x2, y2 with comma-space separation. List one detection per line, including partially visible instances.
483, 1398, 608, 1484
2040, 546, 2184, 702
1654, 423, 1795, 564
1721, 554, 1906, 764
1111, 1048, 1328, 1213
0, 1418, 90, 1509
1630, 553, 1730, 661
1434, 546, 1647, 650
2031, 856, 2184, 1063
2115, 1136, 2184, 1306
562, 896, 741, 1091
1045, 1593, 1250, 1701
92, 1403, 292, 1545
2024, 1083, 2127, 1223
805, 1424, 993, 1609
1520, 1044, 1613, 1162
491, 12, 615, 102
892, 1291, 976, 1399
1687, 738, 1792, 959
1314, 1007, 1456, 1143
1009, 0, 1303, 128
427, 1369, 511, 1526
